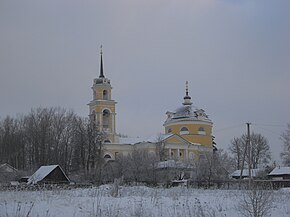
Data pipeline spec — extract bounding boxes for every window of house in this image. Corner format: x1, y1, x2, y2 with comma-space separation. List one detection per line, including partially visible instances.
180, 127, 189, 135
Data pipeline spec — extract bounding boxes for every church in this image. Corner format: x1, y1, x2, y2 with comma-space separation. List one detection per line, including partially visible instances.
88, 49, 215, 163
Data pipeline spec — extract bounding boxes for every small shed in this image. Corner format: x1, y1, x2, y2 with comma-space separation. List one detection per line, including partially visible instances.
0, 163, 18, 173
0, 163, 18, 183
28, 165, 70, 185
268, 166, 290, 180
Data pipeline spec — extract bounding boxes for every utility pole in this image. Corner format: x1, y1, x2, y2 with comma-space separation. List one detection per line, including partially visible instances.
246, 122, 252, 186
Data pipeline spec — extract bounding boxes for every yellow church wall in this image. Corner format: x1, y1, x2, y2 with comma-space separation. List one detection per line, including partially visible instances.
165, 123, 212, 146
182, 135, 212, 147
93, 104, 115, 113
165, 123, 212, 135
166, 137, 186, 144
95, 88, 111, 100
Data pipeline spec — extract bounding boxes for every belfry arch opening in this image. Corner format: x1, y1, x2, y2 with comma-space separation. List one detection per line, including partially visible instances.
103, 90, 108, 100
102, 109, 110, 129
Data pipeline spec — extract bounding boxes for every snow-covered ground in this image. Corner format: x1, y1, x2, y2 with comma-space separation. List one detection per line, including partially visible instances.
0, 185, 289, 217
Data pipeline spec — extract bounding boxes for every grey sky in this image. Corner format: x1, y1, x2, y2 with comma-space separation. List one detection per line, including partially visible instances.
1, 0, 289, 163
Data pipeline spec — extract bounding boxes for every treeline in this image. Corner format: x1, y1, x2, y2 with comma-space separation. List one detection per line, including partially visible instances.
0, 107, 104, 176
0, 107, 235, 185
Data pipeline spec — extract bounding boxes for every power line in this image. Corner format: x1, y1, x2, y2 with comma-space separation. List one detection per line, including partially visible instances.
252, 125, 282, 138
252, 123, 286, 128
214, 123, 244, 133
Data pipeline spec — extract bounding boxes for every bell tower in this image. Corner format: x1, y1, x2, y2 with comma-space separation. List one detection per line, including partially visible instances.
88, 47, 118, 143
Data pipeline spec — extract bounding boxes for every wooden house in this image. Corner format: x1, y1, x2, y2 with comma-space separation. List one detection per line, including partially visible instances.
268, 166, 290, 180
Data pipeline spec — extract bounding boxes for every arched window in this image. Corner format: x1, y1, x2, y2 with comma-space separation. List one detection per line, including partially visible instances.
104, 154, 112, 159
198, 127, 206, 135
103, 90, 108, 100
104, 140, 111, 143
167, 128, 172, 134
103, 109, 110, 129
180, 127, 189, 135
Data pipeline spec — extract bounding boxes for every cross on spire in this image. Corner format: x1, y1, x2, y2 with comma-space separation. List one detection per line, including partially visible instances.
99, 45, 104, 78
183, 81, 192, 105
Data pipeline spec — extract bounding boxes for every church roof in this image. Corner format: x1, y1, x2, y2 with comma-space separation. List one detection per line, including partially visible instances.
119, 134, 173, 145
165, 105, 212, 125
164, 82, 212, 125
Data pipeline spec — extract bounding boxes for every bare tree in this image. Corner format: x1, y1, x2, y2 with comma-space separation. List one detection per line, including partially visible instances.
229, 137, 243, 170
155, 134, 168, 161
193, 150, 234, 187
0, 116, 24, 169
280, 123, 290, 166
0, 107, 105, 178
229, 133, 271, 169
238, 184, 274, 217
114, 149, 159, 185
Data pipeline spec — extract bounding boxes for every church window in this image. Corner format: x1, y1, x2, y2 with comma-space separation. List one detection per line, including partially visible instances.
167, 128, 172, 134
198, 127, 206, 135
180, 127, 189, 135
104, 139, 111, 143
104, 154, 112, 159
103, 109, 110, 128
103, 90, 108, 100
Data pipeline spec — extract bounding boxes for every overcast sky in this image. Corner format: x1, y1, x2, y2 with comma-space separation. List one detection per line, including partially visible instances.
1, 0, 289, 163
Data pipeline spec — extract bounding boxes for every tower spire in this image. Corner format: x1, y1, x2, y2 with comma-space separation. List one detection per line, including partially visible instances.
183, 81, 192, 105
99, 45, 104, 78
185, 81, 189, 97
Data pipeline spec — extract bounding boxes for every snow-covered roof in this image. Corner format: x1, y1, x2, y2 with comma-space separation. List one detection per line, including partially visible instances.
0, 163, 18, 173
119, 134, 173, 145
28, 165, 69, 184
164, 105, 212, 125
231, 169, 263, 177
269, 167, 290, 176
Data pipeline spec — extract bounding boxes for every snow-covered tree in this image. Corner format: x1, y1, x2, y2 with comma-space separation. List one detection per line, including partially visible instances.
229, 133, 271, 169
280, 123, 290, 166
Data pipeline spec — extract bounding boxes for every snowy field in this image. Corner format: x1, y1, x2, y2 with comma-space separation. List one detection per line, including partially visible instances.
0, 185, 289, 217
